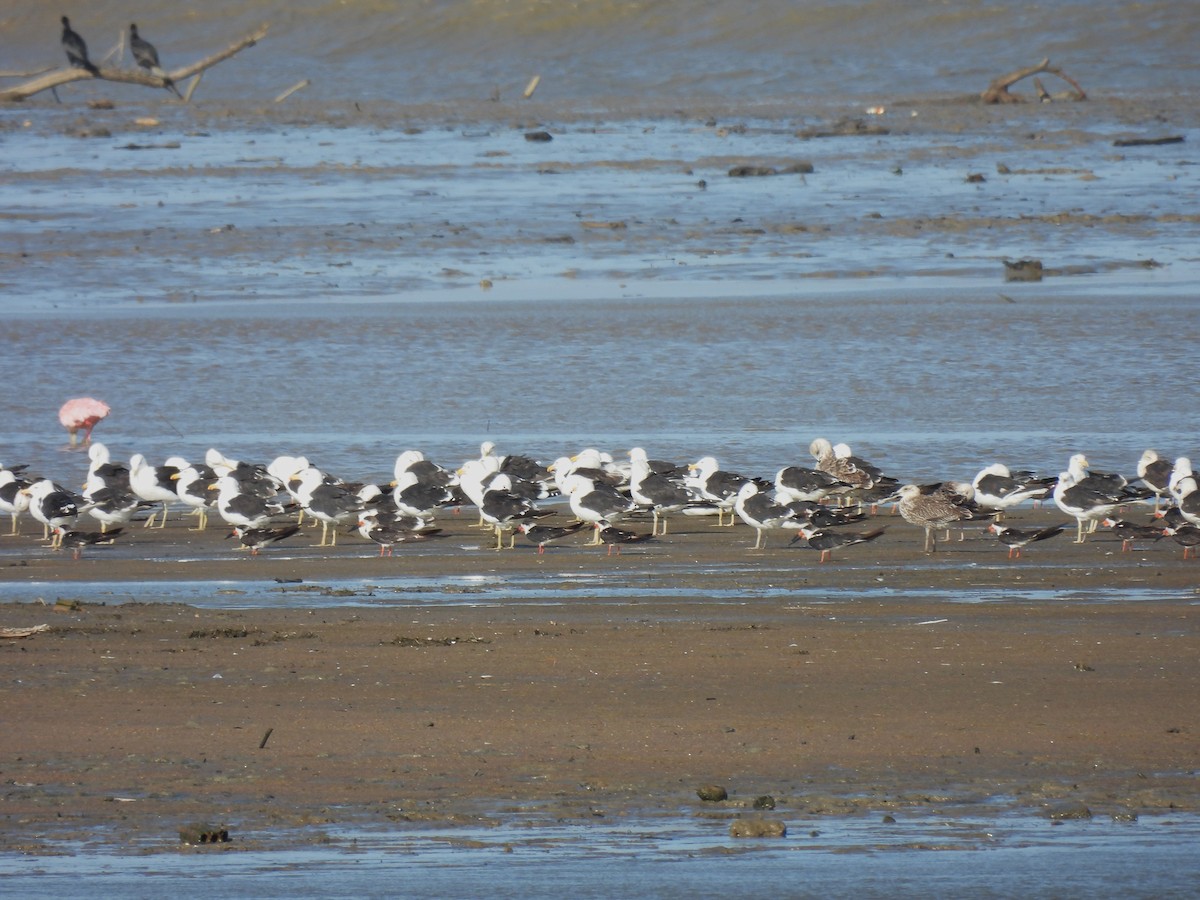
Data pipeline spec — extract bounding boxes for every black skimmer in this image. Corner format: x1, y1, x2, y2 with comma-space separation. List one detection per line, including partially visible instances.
60, 17, 99, 76
986, 522, 1066, 559
516, 520, 587, 554
733, 482, 803, 549
561, 473, 639, 545
129, 23, 181, 96
54, 526, 121, 560
1161, 524, 1200, 559
790, 523, 886, 563
597, 524, 654, 555
355, 511, 441, 556
228, 524, 301, 556
129, 454, 182, 528
1101, 518, 1165, 552
896, 483, 986, 553
783, 500, 867, 529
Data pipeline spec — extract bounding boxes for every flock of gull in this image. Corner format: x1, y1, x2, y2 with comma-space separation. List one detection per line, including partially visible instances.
2, 437, 1198, 563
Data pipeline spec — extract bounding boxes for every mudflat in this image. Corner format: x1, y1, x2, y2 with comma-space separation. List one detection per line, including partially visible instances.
1, 505, 1196, 852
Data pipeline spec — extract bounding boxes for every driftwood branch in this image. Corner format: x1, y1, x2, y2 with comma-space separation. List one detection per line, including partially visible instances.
0, 67, 55, 79
0, 624, 50, 639
981, 57, 1086, 104
0, 24, 269, 103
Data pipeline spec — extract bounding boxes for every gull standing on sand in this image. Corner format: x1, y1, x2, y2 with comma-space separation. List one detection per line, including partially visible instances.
810, 439, 881, 490
1052, 470, 1128, 544
561, 473, 638, 545
289, 465, 364, 547
628, 447, 703, 536
685, 456, 755, 526
213, 474, 290, 531
970, 463, 1053, 514
1136, 449, 1174, 509
896, 483, 982, 553
1168, 476, 1200, 529
732, 481, 803, 549
129, 454, 182, 527
478, 473, 549, 550
171, 458, 219, 531
0, 469, 32, 535
22, 479, 84, 547
1054, 455, 1150, 543
84, 443, 130, 498
391, 470, 456, 519
773, 464, 848, 505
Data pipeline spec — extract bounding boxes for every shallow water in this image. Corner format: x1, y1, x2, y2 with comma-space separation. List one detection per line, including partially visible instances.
4, 809, 1199, 898
0, 570, 1193, 611
2, 285, 1197, 486
5, 0, 1199, 103
5, 8, 1199, 488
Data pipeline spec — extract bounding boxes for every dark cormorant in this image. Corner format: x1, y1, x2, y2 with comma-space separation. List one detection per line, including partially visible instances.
61, 16, 99, 75
130, 24, 182, 97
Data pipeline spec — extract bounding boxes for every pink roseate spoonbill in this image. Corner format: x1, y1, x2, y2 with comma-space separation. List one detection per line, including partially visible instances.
59, 398, 110, 447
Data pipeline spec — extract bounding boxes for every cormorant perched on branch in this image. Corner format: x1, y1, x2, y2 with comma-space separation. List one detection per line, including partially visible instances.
130, 23, 182, 97
61, 16, 99, 75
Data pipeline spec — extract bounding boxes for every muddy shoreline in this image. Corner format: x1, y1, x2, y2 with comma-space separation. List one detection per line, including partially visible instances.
2, 507, 1197, 853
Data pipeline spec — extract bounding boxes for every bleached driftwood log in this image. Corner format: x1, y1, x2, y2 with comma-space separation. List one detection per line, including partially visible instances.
0, 24, 269, 103
0, 624, 50, 639
981, 58, 1086, 104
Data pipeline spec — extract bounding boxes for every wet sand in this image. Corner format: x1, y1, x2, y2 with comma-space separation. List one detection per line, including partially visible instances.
2, 506, 1197, 852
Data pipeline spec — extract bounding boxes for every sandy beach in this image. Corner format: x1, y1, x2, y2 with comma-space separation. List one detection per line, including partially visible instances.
2, 505, 1197, 854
